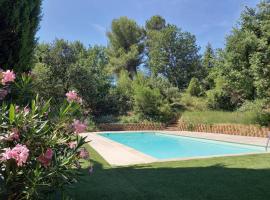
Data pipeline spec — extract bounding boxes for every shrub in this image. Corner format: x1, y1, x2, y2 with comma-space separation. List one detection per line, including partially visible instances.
11, 72, 35, 106
95, 115, 118, 123
180, 93, 208, 111
148, 76, 181, 103
133, 84, 175, 122
206, 89, 233, 110
238, 99, 268, 112
112, 70, 134, 114
158, 103, 175, 122
0, 70, 91, 199
238, 99, 270, 126
254, 111, 270, 126
134, 85, 162, 120
119, 114, 142, 123
187, 77, 203, 97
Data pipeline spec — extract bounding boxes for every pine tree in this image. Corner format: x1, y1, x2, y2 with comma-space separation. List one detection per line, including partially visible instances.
202, 43, 215, 70
145, 15, 166, 31
106, 17, 145, 79
0, 0, 42, 73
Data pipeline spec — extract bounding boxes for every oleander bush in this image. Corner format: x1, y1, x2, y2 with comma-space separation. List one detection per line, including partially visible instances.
0, 70, 91, 199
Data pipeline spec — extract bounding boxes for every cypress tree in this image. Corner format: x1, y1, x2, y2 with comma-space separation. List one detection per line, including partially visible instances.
0, 0, 42, 73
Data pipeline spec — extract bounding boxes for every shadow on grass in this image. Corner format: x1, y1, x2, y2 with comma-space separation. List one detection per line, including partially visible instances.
69, 158, 270, 200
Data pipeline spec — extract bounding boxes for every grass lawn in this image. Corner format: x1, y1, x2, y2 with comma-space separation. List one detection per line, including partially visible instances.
181, 111, 259, 125
69, 145, 270, 200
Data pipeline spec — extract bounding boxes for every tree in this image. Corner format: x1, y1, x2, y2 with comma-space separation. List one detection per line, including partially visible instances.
202, 43, 217, 89
33, 40, 112, 115
202, 43, 215, 72
249, 1, 270, 99
146, 15, 166, 31
69, 46, 112, 116
211, 0, 270, 107
107, 17, 145, 79
33, 39, 80, 103
147, 24, 201, 89
0, 0, 42, 73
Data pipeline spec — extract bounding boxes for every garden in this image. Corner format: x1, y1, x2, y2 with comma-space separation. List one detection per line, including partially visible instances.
0, 0, 270, 199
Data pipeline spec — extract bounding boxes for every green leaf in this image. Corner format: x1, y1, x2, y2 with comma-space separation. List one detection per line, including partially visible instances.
59, 103, 72, 118
31, 99, 36, 112
9, 104, 15, 124
40, 99, 51, 115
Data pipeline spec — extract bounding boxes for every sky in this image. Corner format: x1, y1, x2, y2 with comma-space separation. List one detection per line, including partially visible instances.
38, 0, 260, 52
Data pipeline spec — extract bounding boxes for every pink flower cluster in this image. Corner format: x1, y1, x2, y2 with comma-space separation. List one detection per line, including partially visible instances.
79, 148, 89, 159
1, 144, 29, 166
37, 148, 53, 168
1, 70, 16, 85
72, 120, 87, 134
65, 90, 82, 104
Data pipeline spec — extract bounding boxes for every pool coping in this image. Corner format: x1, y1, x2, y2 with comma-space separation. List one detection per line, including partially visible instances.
81, 131, 269, 167
80, 132, 157, 166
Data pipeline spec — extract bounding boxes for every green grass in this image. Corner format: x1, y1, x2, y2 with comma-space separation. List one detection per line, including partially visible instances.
69, 145, 270, 200
181, 111, 259, 125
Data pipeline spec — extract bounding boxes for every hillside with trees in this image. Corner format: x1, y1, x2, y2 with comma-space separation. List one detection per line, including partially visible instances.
29, 1, 270, 126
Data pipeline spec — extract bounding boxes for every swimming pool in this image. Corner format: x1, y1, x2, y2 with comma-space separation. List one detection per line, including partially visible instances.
101, 132, 265, 159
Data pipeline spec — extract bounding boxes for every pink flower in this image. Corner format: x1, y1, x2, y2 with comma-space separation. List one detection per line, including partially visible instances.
1, 144, 29, 166
68, 141, 77, 149
66, 90, 78, 102
72, 120, 87, 134
44, 148, 53, 159
1, 70, 16, 85
37, 148, 53, 168
24, 107, 30, 114
15, 105, 20, 112
1, 148, 14, 160
79, 148, 89, 159
65, 90, 82, 104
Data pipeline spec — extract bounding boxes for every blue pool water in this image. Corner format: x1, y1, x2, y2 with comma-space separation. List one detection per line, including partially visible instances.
101, 132, 265, 159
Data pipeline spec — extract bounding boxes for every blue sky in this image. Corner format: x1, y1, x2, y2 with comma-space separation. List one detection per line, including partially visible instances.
38, 0, 259, 51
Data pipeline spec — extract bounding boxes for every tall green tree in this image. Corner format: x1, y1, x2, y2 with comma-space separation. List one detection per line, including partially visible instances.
33, 40, 112, 115
0, 0, 42, 73
33, 39, 83, 103
202, 43, 215, 72
146, 23, 201, 90
214, 0, 270, 105
206, 1, 270, 110
107, 17, 145, 79
145, 15, 166, 31
249, 1, 270, 99
202, 43, 216, 89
